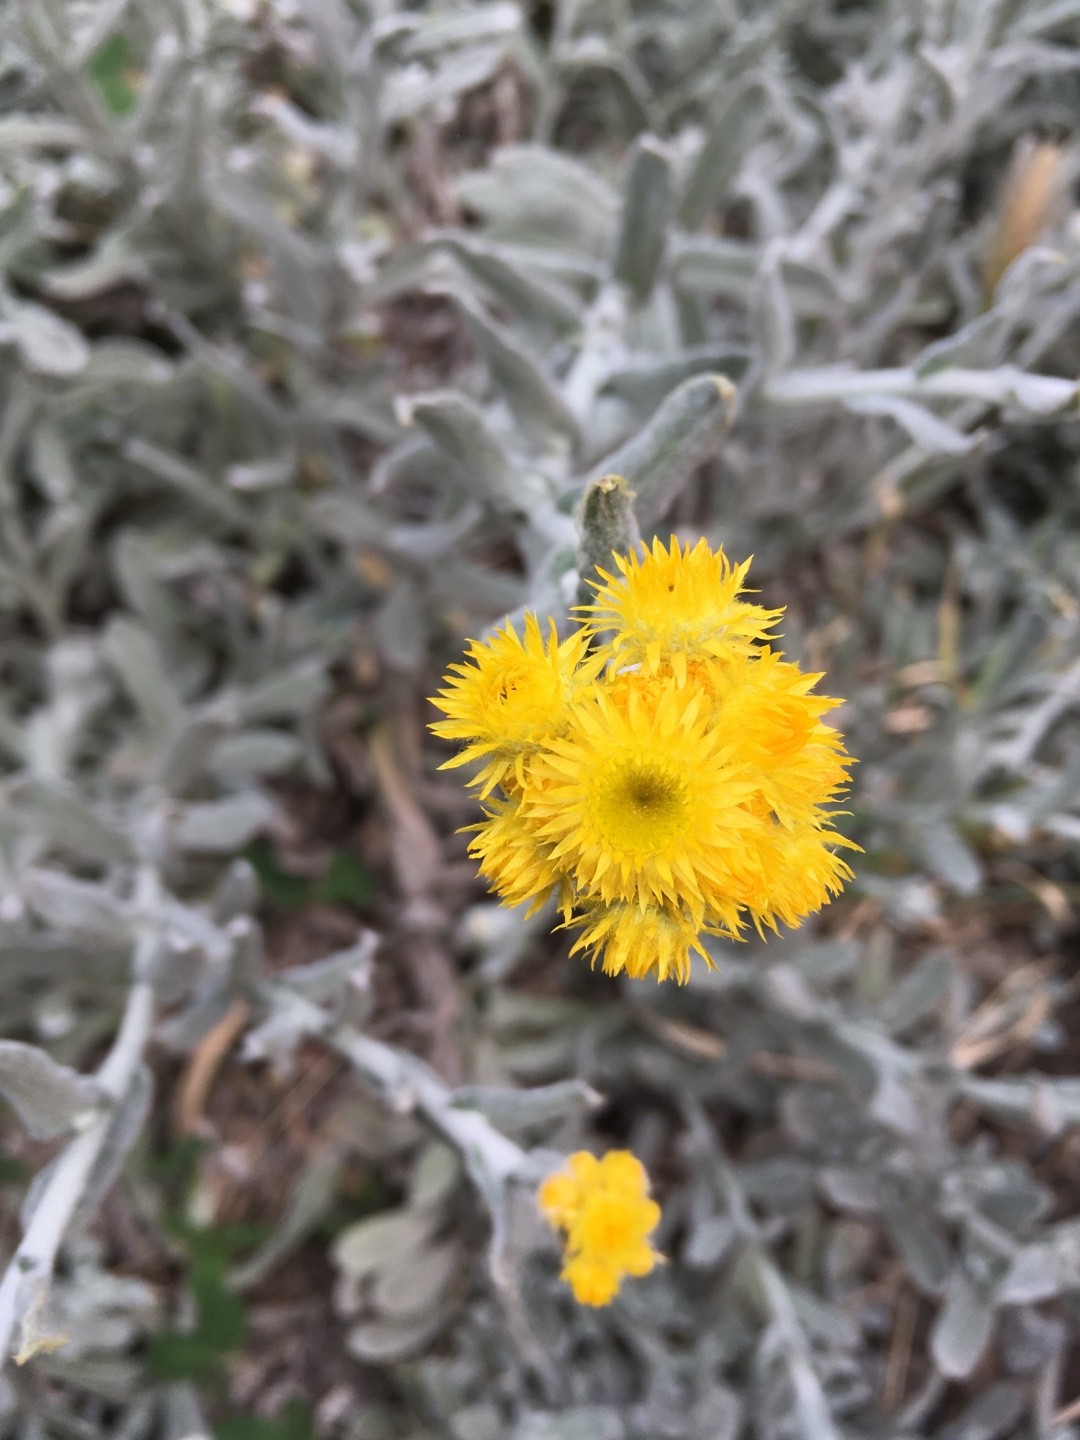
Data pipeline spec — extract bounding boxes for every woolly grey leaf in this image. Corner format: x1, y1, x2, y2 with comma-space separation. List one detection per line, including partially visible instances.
587, 373, 736, 524
333, 1208, 439, 1286
208, 730, 303, 782
2, 301, 89, 376
998, 1244, 1062, 1304
512, 1409, 625, 1440
169, 793, 275, 853
101, 616, 182, 735
9, 781, 133, 865
931, 1271, 995, 1379
22, 870, 131, 946
345, 1310, 449, 1364
612, 136, 672, 301
672, 237, 836, 315
843, 395, 979, 456
448, 1080, 601, 1132
456, 146, 619, 256
0, 1043, 102, 1140
601, 348, 750, 407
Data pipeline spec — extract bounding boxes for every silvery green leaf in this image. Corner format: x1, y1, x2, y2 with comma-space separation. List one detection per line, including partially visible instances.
10, 780, 133, 864
208, 730, 302, 781
612, 137, 672, 301
602, 348, 750, 407
438, 286, 581, 446
672, 237, 836, 315
679, 81, 765, 228
0, 116, 85, 150
346, 1310, 448, 1364
22, 1066, 153, 1236
134, 934, 202, 1004
397, 391, 522, 509
556, 39, 652, 134
408, 1143, 461, 1212
448, 1080, 601, 1132
102, 616, 181, 735
586, 373, 736, 524
372, 1240, 460, 1319
228, 658, 330, 723
683, 1213, 736, 1269
212, 860, 259, 925
45, 235, 147, 300
157, 717, 227, 793
998, 1243, 1062, 1303
512, 1409, 625, 1440
225, 452, 297, 492
124, 440, 247, 529
310, 492, 389, 545
885, 1201, 952, 1295
376, 580, 429, 673
23, 869, 131, 945
0, 1042, 103, 1139
301, 388, 404, 447
1, 300, 89, 377
27, 422, 77, 504
456, 146, 619, 256
399, 0, 520, 53
931, 1270, 995, 1379
277, 935, 377, 1003
843, 395, 979, 456
431, 235, 584, 332
230, 1150, 347, 1292
169, 793, 275, 853
874, 950, 954, 1034
65, 340, 173, 391
333, 1207, 438, 1284
914, 313, 1006, 376
689, 1386, 741, 1440
818, 1167, 881, 1213
908, 819, 982, 893
381, 46, 505, 124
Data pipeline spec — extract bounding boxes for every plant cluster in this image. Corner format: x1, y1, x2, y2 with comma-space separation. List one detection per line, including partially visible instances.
1, 0, 1080, 1437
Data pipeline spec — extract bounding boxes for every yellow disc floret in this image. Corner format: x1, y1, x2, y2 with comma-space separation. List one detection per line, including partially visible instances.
524, 674, 756, 932
538, 1150, 662, 1306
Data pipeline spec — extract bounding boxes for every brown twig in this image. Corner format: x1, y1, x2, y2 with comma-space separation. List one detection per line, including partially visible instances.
883, 1286, 919, 1410
172, 998, 252, 1137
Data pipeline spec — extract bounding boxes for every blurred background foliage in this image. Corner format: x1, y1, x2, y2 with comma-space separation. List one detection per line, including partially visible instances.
3, 0, 1080, 1435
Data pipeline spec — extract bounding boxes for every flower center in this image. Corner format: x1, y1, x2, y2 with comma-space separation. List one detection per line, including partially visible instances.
593, 755, 689, 854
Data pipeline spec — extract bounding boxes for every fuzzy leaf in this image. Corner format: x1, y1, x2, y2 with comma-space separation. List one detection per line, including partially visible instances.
0, 1043, 103, 1139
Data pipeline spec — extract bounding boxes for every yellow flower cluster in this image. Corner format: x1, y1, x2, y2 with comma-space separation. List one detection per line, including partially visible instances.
430, 536, 854, 983
538, 1150, 661, 1306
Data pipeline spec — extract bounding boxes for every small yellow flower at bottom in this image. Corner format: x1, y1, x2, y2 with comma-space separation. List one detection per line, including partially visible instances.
538, 1150, 662, 1306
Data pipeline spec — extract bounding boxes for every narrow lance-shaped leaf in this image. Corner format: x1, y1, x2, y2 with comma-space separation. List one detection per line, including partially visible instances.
0, 1043, 103, 1140
612, 136, 672, 302
584, 374, 737, 524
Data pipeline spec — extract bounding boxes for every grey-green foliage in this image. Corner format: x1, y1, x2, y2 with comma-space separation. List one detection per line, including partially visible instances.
0, 0, 1080, 1435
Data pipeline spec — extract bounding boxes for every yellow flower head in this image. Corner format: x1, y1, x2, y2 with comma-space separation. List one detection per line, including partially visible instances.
579, 535, 782, 680
430, 535, 856, 981
429, 616, 598, 797
538, 1150, 661, 1306
523, 672, 759, 932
